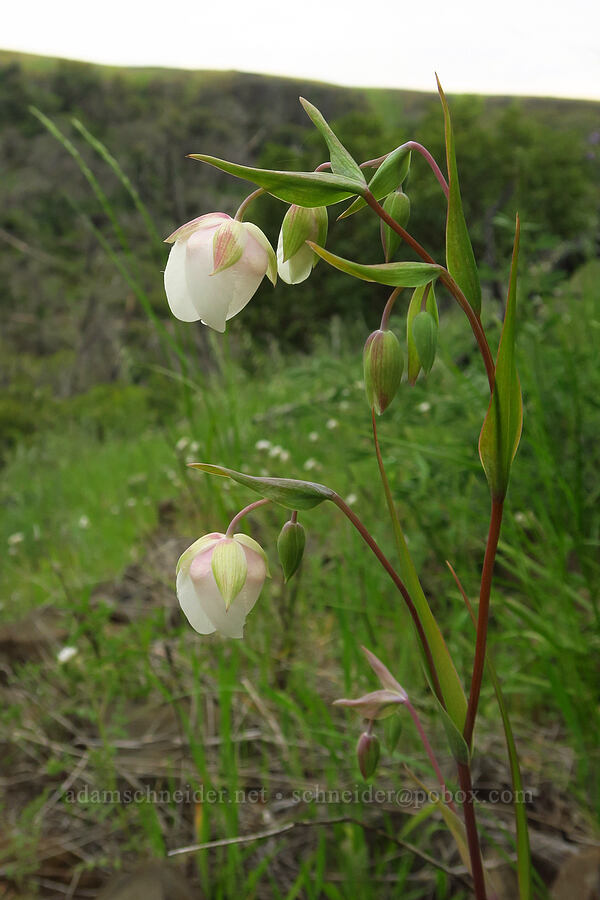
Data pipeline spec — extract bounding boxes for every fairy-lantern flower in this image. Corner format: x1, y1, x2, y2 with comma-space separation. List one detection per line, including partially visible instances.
276, 205, 328, 284
176, 532, 269, 638
164, 213, 277, 332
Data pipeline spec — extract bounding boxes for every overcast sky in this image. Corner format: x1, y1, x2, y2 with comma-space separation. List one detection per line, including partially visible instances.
3, 0, 600, 100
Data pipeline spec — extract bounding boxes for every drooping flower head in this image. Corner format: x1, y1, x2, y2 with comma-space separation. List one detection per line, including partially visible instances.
176, 532, 269, 638
164, 214, 277, 332
276, 205, 328, 285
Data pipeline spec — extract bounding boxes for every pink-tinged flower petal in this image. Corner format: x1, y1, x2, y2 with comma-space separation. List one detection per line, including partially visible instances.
164, 212, 231, 244
164, 240, 201, 322
333, 689, 406, 719
362, 646, 408, 699
176, 569, 216, 634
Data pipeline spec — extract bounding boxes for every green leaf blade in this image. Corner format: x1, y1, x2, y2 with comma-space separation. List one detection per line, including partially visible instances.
437, 77, 482, 316
339, 147, 411, 219
189, 154, 364, 207
307, 243, 442, 287
479, 217, 523, 498
189, 463, 334, 509
299, 97, 366, 184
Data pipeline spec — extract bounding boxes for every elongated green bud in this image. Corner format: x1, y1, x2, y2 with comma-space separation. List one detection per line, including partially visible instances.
381, 191, 411, 262
412, 311, 438, 374
363, 329, 404, 415
277, 520, 306, 582
357, 731, 380, 780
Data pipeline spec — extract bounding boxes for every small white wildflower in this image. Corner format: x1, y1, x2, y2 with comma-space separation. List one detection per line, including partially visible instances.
326, 418, 338, 430
8, 532, 25, 546
308, 431, 319, 442
78, 515, 90, 529
57, 646, 78, 665
269, 445, 283, 458
339, 401, 350, 411
126, 498, 137, 508
255, 439, 272, 451
345, 493, 358, 506
303, 458, 321, 471
176, 437, 189, 452
354, 379, 365, 390
190, 441, 200, 453
417, 402, 431, 413
279, 449, 291, 462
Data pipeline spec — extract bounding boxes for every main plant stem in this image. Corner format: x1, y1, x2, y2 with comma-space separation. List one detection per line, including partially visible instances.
464, 496, 504, 747
458, 762, 488, 899
331, 493, 444, 707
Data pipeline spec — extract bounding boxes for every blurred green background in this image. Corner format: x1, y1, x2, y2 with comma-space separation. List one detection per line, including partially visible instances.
1, 51, 599, 899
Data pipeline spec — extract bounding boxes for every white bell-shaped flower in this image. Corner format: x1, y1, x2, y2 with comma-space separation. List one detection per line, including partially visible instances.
164, 214, 277, 332
276, 205, 328, 285
176, 532, 268, 639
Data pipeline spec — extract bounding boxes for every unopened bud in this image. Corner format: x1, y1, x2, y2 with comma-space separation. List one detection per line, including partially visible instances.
363, 329, 404, 415
412, 311, 438, 374
357, 731, 380, 780
381, 191, 411, 262
277, 205, 328, 284
277, 520, 306, 582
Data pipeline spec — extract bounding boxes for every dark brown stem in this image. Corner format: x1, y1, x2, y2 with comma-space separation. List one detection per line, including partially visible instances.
331, 493, 445, 707
463, 496, 504, 747
457, 762, 488, 899
363, 191, 495, 393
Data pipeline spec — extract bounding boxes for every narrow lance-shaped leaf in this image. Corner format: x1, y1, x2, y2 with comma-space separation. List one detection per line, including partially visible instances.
189, 154, 365, 207
307, 242, 442, 287
299, 97, 366, 184
479, 217, 523, 499
437, 76, 482, 316
189, 463, 334, 509
339, 146, 412, 219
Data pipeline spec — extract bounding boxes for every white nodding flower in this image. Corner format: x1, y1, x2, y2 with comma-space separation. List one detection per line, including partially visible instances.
276, 205, 328, 285
176, 532, 269, 639
164, 213, 277, 332
57, 646, 78, 665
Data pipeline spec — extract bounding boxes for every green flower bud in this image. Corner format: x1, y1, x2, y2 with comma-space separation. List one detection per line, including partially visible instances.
381, 191, 411, 262
357, 731, 380, 780
363, 329, 404, 415
412, 311, 438, 374
277, 520, 306, 582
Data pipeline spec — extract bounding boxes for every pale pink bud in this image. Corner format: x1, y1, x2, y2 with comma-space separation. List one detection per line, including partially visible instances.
176, 532, 268, 638
357, 731, 380, 779
164, 213, 276, 332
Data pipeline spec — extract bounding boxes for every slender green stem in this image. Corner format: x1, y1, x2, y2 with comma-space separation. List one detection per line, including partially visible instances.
225, 498, 270, 537
464, 496, 504, 747
330, 493, 444, 707
457, 762, 488, 900
363, 190, 495, 392
234, 188, 265, 221
380, 287, 403, 330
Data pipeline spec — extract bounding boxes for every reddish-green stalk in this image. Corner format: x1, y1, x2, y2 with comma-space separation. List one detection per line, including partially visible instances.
380, 287, 403, 330
457, 761, 488, 899
317, 142, 449, 198
330, 493, 444, 708
225, 498, 271, 537
234, 188, 265, 221
463, 496, 504, 747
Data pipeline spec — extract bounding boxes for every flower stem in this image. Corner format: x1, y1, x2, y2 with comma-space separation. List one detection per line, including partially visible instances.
404, 698, 458, 815
234, 188, 265, 222
330, 492, 444, 708
317, 142, 449, 198
457, 761, 488, 899
363, 190, 495, 392
463, 496, 504, 747
380, 287, 403, 330
226, 498, 270, 537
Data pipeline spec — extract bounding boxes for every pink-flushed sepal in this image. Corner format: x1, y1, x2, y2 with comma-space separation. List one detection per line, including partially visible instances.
164, 213, 231, 244
333, 689, 406, 720
211, 220, 247, 275
361, 646, 408, 698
